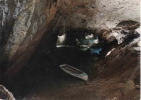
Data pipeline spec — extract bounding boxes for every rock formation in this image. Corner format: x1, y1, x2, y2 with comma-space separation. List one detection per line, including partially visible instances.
0, 85, 15, 100
0, 0, 58, 79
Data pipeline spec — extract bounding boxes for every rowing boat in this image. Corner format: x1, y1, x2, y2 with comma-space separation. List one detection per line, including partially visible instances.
60, 64, 88, 81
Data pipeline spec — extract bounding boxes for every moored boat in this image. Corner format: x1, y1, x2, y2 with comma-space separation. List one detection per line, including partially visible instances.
60, 64, 88, 81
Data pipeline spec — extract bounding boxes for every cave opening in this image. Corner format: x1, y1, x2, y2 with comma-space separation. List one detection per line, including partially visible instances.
1, 19, 140, 99
5, 27, 113, 98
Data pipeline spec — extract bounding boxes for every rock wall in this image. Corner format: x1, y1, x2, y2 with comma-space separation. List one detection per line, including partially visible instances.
0, 85, 15, 100
0, 0, 57, 60
0, 0, 58, 79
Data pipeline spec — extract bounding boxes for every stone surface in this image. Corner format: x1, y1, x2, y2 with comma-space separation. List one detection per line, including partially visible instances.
0, 85, 15, 100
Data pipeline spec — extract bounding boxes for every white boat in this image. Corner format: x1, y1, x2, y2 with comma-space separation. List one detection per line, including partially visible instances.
60, 64, 88, 81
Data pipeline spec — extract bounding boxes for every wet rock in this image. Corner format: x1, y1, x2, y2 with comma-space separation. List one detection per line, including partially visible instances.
0, 85, 15, 100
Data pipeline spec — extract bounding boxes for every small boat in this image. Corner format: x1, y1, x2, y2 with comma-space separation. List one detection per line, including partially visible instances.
60, 64, 88, 81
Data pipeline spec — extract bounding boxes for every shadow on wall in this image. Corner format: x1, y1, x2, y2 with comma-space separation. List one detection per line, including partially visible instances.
0, 19, 16, 79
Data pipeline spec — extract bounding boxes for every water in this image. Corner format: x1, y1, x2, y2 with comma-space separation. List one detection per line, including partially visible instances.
56, 45, 102, 55
90, 48, 102, 54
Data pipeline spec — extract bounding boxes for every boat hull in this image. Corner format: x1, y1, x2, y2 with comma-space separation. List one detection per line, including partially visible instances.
60, 64, 88, 81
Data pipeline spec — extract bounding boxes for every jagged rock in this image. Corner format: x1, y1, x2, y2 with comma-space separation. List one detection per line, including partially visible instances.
0, 85, 15, 100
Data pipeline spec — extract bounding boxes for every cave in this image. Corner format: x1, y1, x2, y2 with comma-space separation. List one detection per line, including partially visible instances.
0, 0, 140, 100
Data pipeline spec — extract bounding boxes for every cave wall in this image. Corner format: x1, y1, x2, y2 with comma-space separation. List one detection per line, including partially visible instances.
0, 0, 58, 79
0, 0, 140, 79
0, 0, 57, 61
